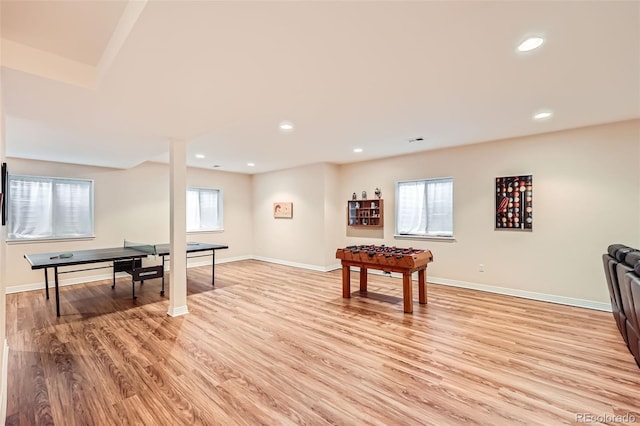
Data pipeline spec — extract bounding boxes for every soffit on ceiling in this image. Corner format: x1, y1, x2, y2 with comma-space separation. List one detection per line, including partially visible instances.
1, 0, 128, 66
1, 1, 638, 172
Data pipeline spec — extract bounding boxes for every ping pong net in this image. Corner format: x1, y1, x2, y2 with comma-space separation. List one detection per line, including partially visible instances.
124, 240, 158, 256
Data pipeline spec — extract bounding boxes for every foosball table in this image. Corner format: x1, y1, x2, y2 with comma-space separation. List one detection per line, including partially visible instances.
335, 245, 434, 313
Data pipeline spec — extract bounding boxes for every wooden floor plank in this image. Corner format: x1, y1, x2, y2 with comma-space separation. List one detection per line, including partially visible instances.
6, 259, 640, 425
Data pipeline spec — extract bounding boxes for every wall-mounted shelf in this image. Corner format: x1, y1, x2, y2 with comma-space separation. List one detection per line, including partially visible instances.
347, 199, 383, 228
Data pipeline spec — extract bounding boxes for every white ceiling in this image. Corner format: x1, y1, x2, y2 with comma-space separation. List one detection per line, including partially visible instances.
1, 1, 639, 174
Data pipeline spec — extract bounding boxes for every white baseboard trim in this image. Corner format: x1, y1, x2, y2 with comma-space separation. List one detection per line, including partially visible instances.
350, 267, 611, 312
5, 255, 253, 294
5, 272, 130, 294
429, 276, 612, 312
167, 305, 189, 317
7, 256, 611, 312
1, 339, 8, 425
166, 255, 252, 270
248, 258, 609, 313
251, 256, 339, 273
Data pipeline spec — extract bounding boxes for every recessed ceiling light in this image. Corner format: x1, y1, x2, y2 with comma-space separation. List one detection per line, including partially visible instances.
247, 162, 255, 167
533, 110, 553, 121
279, 121, 294, 131
353, 148, 363, 153
212, 165, 221, 168
517, 37, 544, 52
195, 154, 205, 159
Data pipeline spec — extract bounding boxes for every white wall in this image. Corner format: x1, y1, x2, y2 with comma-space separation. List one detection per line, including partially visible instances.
339, 120, 640, 305
185, 165, 253, 256
323, 164, 342, 267
6, 160, 252, 288
252, 163, 341, 270
4, 120, 640, 308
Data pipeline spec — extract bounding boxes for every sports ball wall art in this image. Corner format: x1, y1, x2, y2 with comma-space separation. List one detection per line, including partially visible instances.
495, 175, 533, 231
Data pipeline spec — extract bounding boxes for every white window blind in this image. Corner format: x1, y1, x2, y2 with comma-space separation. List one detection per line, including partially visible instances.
186, 187, 223, 232
396, 177, 453, 237
8, 175, 94, 240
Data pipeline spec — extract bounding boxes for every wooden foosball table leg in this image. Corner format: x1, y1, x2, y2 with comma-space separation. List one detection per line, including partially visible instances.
359, 267, 368, 292
402, 272, 413, 313
418, 268, 427, 304
342, 264, 351, 298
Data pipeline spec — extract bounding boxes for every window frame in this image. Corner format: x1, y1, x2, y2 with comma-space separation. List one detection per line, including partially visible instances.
186, 186, 224, 233
7, 174, 95, 242
394, 176, 454, 240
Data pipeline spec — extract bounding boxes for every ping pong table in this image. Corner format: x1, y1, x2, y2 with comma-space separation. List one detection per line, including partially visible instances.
24, 241, 229, 316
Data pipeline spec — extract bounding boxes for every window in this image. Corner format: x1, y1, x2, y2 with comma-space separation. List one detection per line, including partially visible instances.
8, 175, 94, 241
186, 187, 223, 232
395, 177, 453, 238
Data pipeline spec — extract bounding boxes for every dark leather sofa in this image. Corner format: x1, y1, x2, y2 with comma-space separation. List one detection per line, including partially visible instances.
603, 244, 640, 367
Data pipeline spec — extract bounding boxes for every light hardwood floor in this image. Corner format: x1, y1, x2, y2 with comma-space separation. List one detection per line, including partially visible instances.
5, 260, 640, 425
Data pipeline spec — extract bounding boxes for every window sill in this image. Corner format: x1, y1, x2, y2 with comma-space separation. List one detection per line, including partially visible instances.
187, 229, 224, 234
7, 236, 96, 245
394, 234, 455, 241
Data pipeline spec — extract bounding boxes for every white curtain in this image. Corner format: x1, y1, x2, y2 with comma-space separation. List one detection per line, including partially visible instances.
54, 180, 93, 237
397, 181, 426, 235
396, 178, 453, 236
426, 180, 453, 235
8, 177, 53, 239
198, 189, 218, 230
186, 189, 201, 232
187, 188, 220, 232
8, 175, 93, 240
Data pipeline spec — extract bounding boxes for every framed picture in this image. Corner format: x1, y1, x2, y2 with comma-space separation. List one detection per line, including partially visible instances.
495, 175, 532, 231
273, 202, 293, 218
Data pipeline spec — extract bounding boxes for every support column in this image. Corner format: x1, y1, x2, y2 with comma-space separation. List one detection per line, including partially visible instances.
167, 139, 188, 317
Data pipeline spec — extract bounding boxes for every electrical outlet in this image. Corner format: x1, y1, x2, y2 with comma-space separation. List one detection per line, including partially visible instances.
479, 264, 484, 272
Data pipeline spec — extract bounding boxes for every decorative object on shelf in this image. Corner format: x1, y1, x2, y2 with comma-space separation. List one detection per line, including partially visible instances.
352, 192, 357, 200
273, 202, 293, 218
375, 187, 381, 199
361, 190, 367, 199
495, 175, 532, 231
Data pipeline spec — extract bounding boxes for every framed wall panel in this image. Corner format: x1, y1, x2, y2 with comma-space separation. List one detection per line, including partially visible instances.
1, 162, 6, 226
495, 175, 532, 231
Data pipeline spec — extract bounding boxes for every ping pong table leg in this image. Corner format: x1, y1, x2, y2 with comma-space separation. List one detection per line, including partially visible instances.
54, 266, 60, 317
131, 258, 137, 300
44, 268, 50, 300
161, 256, 166, 296
112, 262, 116, 289
211, 250, 215, 286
